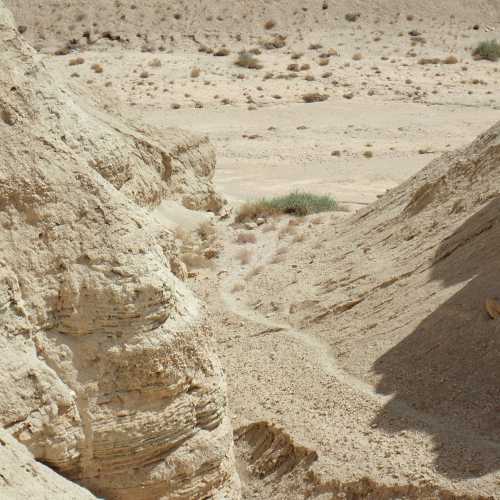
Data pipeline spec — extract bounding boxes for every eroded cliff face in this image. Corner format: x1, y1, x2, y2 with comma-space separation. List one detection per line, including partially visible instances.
0, 2, 237, 498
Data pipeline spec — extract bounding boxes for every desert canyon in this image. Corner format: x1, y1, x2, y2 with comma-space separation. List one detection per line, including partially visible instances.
0, 1, 499, 499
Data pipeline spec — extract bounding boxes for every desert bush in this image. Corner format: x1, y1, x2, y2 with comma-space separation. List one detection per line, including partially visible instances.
262, 223, 277, 232
260, 34, 287, 49
264, 19, 276, 30
236, 231, 257, 244
214, 47, 230, 56
191, 67, 201, 77
472, 40, 500, 61
345, 12, 361, 22
352, 52, 363, 61
196, 221, 216, 242
69, 57, 85, 66
149, 58, 162, 67
54, 46, 70, 56
302, 92, 328, 103
91, 63, 103, 73
443, 55, 458, 64
235, 51, 263, 69
318, 57, 329, 66
418, 57, 441, 65
293, 233, 305, 243
236, 192, 337, 222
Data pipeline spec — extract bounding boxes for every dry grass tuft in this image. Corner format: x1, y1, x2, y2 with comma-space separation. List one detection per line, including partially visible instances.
236, 232, 257, 244
443, 55, 458, 64
418, 57, 441, 65
260, 34, 287, 50
149, 58, 162, 67
191, 67, 201, 77
302, 92, 329, 103
91, 63, 104, 73
214, 47, 231, 56
264, 19, 276, 30
235, 51, 263, 69
345, 12, 361, 22
69, 57, 85, 66
236, 248, 253, 265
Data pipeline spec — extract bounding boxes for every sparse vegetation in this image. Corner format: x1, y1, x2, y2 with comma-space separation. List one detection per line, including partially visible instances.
235, 51, 263, 69
418, 57, 441, 65
236, 232, 257, 244
236, 192, 337, 222
191, 67, 201, 78
345, 12, 361, 22
472, 40, 500, 62
302, 92, 329, 103
443, 55, 458, 64
69, 57, 85, 66
91, 63, 103, 74
149, 58, 162, 67
260, 34, 287, 50
214, 47, 231, 56
264, 19, 276, 30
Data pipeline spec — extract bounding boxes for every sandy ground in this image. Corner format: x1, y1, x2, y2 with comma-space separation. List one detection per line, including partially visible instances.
46, 24, 500, 207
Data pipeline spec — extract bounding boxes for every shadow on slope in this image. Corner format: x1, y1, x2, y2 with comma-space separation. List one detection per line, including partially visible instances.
372, 197, 500, 479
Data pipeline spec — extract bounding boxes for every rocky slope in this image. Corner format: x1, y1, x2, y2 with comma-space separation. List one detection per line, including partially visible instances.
0, 1, 236, 498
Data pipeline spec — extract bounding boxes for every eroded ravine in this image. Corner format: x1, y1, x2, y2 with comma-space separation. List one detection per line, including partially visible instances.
218, 218, 500, 464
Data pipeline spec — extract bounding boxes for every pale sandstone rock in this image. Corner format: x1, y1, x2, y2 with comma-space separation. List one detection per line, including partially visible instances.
0, 2, 237, 498
0, 429, 97, 499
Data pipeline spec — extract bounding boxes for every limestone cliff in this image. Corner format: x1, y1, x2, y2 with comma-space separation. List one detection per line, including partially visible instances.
0, 2, 237, 498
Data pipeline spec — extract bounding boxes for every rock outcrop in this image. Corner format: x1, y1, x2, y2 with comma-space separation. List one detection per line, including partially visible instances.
0, 429, 97, 499
0, 2, 236, 498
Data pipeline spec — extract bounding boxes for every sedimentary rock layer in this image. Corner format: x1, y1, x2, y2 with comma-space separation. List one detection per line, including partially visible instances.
0, 2, 236, 498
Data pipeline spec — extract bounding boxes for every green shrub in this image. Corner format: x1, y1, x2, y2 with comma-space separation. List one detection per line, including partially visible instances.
236, 192, 337, 222
473, 40, 500, 61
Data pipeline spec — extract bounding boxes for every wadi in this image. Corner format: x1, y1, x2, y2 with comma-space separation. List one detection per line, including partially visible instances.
0, 1, 499, 499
